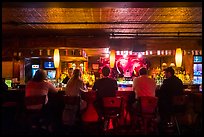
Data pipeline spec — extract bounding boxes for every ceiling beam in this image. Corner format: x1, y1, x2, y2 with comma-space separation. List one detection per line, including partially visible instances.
3, 21, 202, 26
2, 2, 202, 8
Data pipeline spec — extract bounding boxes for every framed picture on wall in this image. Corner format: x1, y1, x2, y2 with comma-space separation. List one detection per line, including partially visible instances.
92, 64, 99, 70
2, 61, 13, 78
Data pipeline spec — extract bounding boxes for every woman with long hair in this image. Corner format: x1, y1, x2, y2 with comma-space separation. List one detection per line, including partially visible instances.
63, 69, 87, 125
65, 69, 86, 96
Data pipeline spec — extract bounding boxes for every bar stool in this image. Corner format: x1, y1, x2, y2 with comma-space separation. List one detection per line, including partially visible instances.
1, 101, 18, 132
24, 95, 46, 130
62, 95, 81, 126
171, 95, 188, 135
81, 92, 101, 135
193, 93, 202, 134
102, 96, 122, 132
136, 96, 158, 135
81, 91, 98, 123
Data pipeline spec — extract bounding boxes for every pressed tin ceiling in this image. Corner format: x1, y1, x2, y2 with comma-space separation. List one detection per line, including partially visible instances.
2, 2, 202, 38
2, 2, 202, 58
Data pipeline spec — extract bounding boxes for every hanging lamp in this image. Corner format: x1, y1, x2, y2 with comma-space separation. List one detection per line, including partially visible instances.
175, 48, 182, 67
110, 50, 116, 68
54, 49, 60, 68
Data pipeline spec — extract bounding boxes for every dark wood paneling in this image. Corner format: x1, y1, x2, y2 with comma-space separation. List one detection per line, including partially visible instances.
2, 37, 202, 59
3, 37, 202, 49
13, 61, 20, 80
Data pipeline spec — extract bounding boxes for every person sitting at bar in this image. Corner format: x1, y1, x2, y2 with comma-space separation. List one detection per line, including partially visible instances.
92, 66, 118, 121
65, 68, 87, 96
157, 67, 184, 128
132, 67, 156, 113
25, 69, 58, 106
25, 69, 58, 130
63, 69, 87, 125
133, 67, 156, 99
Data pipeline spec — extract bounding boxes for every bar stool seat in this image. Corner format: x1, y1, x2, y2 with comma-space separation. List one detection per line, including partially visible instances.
2, 101, 18, 107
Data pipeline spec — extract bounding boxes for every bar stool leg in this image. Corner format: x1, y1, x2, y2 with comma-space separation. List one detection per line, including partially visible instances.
173, 116, 181, 135
144, 118, 148, 135
104, 118, 109, 131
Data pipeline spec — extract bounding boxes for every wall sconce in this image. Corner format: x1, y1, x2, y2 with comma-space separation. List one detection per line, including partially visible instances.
54, 49, 60, 68
72, 63, 76, 70
47, 49, 50, 56
39, 49, 42, 56
162, 63, 167, 67
170, 62, 175, 67
110, 50, 116, 68
175, 48, 182, 67
18, 52, 21, 57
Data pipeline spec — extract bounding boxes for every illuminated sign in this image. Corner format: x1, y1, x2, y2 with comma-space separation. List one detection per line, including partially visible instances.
32, 65, 39, 68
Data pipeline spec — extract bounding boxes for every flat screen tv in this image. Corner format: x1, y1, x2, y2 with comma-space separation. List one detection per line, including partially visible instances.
44, 61, 55, 69
193, 55, 202, 63
193, 64, 202, 76
47, 70, 56, 79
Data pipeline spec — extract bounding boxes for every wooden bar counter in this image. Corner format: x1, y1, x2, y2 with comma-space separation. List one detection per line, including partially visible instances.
4, 85, 201, 128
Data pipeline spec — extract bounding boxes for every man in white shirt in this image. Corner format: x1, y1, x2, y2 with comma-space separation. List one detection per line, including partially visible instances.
131, 67, 157, 127
132, 67, 157, 112
133, 67, 156, 99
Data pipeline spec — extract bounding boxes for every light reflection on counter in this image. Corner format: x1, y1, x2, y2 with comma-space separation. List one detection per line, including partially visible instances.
57, 85, 133, 92
118, 87, 133, 91
117, 81, 133, 85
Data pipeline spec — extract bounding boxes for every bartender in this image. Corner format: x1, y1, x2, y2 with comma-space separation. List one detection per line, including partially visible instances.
62, 68, 73, 84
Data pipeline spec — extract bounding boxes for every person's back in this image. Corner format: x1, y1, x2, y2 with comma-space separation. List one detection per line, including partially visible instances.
25, 69, 57, 104
92, 66, 118, 118
161, 75, 183, 96
65, 69, 86, 96
158, 74, 183, 114
131, 67, 156, 115
158, 67, 184, 125
25, 69, 58, 129
93, 77, 117, 99
133, 67, 156, 99
158, 67, 183, 107
63, 69, 87, 125
92, 66, 118, 100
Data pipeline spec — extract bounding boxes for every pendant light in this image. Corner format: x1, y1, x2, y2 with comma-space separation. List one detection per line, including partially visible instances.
175, 48, 182, 67
54, 49, 60, 68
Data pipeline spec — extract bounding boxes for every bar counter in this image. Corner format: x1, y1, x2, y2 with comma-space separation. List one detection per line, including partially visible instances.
6, 87, 202, 125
